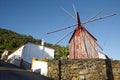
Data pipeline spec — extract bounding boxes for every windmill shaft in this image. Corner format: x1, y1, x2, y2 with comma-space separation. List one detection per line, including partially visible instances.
82, 13, 116, 24
47, 24, 77, 34
47, 13, 116, 34
55, 31, 73, 45
87, 9, 105, 22
97, 43, 103, 51
62, 7, 76, 20
73, 4, 77, 20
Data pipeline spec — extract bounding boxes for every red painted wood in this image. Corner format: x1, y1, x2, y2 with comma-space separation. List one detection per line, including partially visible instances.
69, 24, 99, 59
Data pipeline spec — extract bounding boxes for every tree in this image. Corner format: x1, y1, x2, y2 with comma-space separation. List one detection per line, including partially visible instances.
54, 45, 69, 60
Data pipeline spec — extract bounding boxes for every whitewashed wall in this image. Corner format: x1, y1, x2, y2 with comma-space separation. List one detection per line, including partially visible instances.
32, 61, 48, 76
22, 43, 54, 63
7, 42, 54, 68
8, 45, 24, 59
98, 52, 106, 59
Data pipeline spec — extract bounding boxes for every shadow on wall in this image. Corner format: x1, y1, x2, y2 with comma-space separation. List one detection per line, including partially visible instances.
58, 60, 61, 80
105, 56, 114, 80
34, 69, 41, 74
22, 43, 51, 63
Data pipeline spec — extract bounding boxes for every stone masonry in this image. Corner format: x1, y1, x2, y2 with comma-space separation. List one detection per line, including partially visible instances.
47, 59, 120, 80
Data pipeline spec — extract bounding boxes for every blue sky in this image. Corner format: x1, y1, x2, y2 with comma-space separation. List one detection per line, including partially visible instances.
0, 0, 120, 60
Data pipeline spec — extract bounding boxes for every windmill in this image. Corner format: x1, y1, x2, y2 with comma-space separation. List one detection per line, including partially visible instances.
47, 5, 116, 59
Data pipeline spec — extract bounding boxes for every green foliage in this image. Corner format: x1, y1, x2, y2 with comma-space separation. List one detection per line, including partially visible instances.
0, 28, 69, 59
0, 28, 41, 55
54, 45, 69, 60
44, 40, 69, 60
40, 57, 52, 62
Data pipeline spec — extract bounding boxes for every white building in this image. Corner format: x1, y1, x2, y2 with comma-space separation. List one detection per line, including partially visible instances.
98, 51, 107, 59
7, 42, 54, 69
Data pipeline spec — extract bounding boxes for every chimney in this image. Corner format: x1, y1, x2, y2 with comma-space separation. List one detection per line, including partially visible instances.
41, 39, 44, 47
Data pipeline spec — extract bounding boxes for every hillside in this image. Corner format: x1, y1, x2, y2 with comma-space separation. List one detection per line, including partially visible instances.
0, 28, 68, 59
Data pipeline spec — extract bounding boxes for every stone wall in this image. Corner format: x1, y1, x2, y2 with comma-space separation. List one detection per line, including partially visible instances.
47, 59, 120, 80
